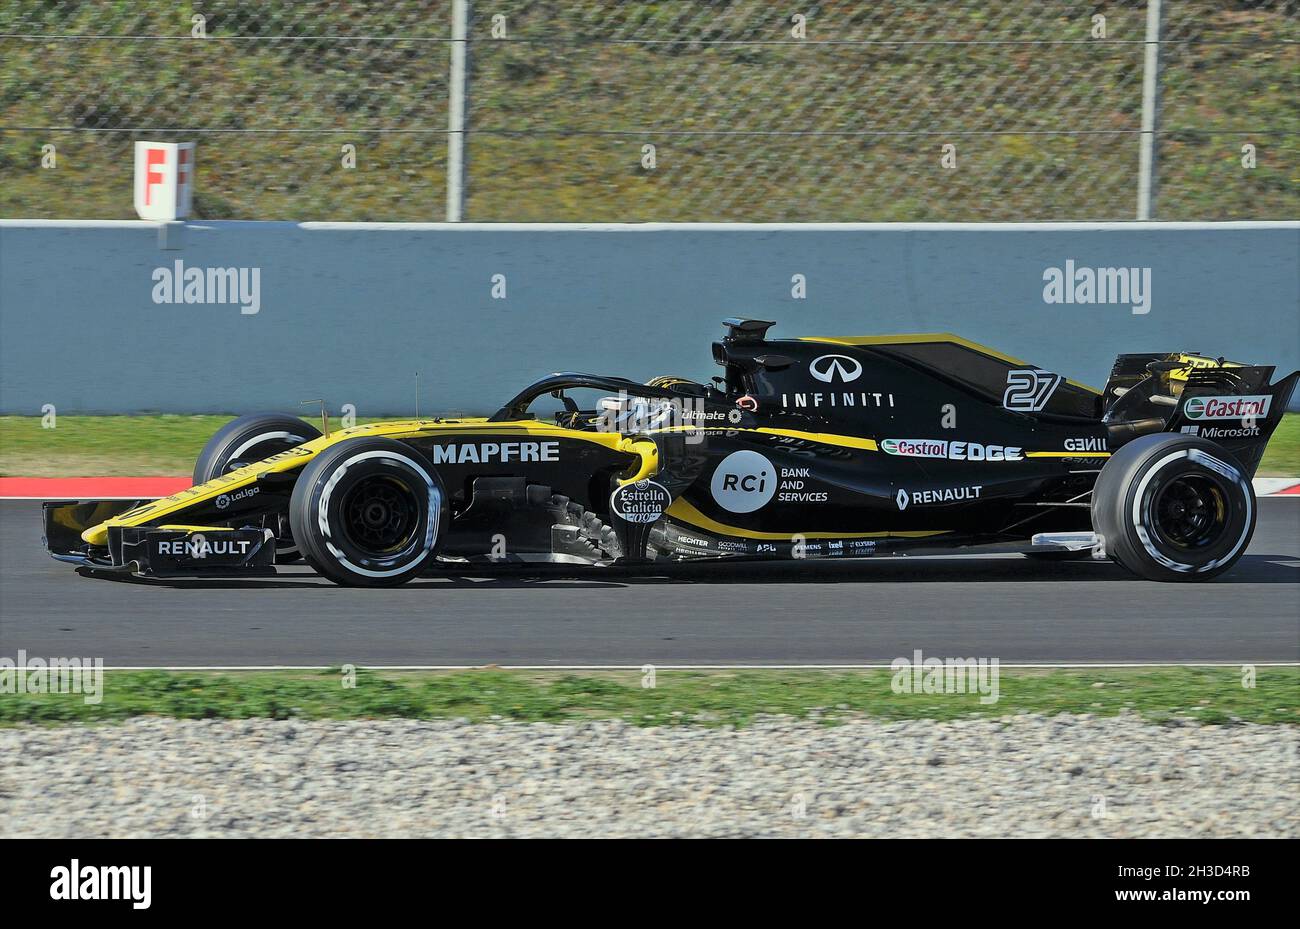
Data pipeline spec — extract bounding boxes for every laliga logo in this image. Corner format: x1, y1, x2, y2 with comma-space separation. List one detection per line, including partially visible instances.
214, 486, 259, 510
809, 354, 863, 384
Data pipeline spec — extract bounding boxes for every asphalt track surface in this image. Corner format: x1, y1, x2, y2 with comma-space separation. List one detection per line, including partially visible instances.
1, 500, 1297, 667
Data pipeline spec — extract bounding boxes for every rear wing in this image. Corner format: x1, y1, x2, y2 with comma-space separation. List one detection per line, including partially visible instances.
1172, 367, 1298, 476
1102, 353, 1298, 477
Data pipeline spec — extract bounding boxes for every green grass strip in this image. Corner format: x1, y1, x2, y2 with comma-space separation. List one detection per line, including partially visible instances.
1, 668, 1296, 728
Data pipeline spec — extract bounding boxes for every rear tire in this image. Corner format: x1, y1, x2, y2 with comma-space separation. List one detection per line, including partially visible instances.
1091, 434, 1256, 581
194, 413, 321, 562
289, 437, 446, 587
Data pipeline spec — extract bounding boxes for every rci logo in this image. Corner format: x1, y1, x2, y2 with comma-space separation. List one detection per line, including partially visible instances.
710, 450, 776, 513
809, 354, 863, 384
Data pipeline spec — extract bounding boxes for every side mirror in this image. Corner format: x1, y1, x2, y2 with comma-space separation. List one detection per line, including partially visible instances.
549, 389, 578, 413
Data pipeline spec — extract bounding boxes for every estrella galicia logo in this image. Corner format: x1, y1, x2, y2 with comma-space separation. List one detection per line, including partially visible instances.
809, 354, 863, 384
610, 479, 671, 524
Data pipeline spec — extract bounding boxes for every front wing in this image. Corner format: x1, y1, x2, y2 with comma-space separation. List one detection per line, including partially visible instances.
44, 501, 275, 577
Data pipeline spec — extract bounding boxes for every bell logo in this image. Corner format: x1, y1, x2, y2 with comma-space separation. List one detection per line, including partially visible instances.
896, 488, 909, 511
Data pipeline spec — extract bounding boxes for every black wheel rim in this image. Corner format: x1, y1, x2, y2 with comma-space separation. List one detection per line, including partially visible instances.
1151, 473, 1229, 550
339, 475, 421, 556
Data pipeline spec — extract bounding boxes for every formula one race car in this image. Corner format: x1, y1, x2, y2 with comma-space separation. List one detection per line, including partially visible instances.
44, 319, 1297, 586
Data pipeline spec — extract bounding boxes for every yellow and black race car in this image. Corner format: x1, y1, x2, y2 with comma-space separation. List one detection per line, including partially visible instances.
44, 319, 1298, 586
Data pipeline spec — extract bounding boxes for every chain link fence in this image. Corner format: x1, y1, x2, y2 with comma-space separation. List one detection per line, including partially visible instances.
1, 0, 1296, 221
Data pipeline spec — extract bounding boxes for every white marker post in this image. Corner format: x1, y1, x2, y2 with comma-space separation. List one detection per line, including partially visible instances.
1136, 0, 1163, 221
133, 141, 195, 222
446, 0, 471, 222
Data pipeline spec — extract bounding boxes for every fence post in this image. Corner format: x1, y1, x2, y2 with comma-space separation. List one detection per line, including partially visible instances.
446, 0, 472, 222
1136, 0, 1163, 220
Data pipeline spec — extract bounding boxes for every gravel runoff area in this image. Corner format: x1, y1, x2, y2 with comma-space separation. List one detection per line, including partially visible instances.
3, 714, 1297, 838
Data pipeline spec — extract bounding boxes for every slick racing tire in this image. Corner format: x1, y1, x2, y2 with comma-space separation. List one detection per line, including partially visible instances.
289, 437, 447, 587
194, 413, 322, 562
1091, 433, 1256, 582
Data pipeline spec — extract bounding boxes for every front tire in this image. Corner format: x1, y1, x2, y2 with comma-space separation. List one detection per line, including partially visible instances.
194, 413, 322, 562
289, 438, 446, 587
1091, 434, 1256, 581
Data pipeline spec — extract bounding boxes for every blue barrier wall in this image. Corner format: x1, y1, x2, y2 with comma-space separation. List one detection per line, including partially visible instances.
1, 221, 1297, 415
